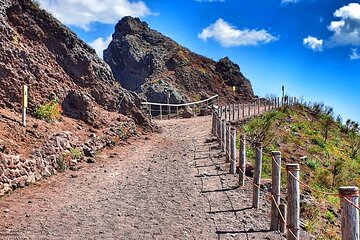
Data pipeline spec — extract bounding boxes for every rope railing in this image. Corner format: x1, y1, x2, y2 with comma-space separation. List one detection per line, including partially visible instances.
210, 99, 359, 240
141, 94, 219, 120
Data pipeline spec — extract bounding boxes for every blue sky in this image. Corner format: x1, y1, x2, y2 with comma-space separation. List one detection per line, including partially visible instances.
38, 0, 360, 122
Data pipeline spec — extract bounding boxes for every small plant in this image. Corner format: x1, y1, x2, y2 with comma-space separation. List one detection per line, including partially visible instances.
118, 123, 127, 141
305, 158, 319, 170
56, 156, 67, 172
324, 210, 335, 223
69, 147, 83, 160
34, 100, 61, 121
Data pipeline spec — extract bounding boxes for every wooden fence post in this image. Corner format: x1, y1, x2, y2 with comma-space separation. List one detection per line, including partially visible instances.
230, 126, 237, 174
239, 135, 246, 186
287, 163, 300, 240
160, 105, 163, 120
237, 103, 240, 120
217, 116, 222, 143
339, 186, 359, 240
248, 103, 251, 116
176, 106, 178, 119
226, 123, 231, 162
252, 142, 262, 208
280, 203, 287, 233
225, 105, 228, 121
270, 151, 281, 230
242, 103, 245, 118
221, 120, 226, 152
232, 103, 235, 121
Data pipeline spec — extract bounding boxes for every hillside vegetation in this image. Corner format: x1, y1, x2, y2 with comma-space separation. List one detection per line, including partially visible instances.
238, 103, 360, 239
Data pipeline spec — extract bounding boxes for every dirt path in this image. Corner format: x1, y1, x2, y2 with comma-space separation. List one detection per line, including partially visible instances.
0, 116, 288, 240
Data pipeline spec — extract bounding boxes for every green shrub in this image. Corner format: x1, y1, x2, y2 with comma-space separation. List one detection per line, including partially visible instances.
324, 210, 335, 223
34, 100, 61, 121
57, 156, 67, 172
69, 147, 83, 160
305, 158, 319, 170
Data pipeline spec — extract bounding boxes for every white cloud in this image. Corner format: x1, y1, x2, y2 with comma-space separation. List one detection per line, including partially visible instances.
195, 0, 225, 2
303, 36, 323, 51
38, 0, 152, 31
281, 0, 300, 4
89, 35, 112, 58
350, 48, 360, 60
327, 3, 360, 46
198, 18, 279, 47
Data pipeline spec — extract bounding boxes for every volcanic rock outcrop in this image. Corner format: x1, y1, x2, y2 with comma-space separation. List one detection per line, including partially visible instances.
0, 0, 148, 125
104, 16, 255, 104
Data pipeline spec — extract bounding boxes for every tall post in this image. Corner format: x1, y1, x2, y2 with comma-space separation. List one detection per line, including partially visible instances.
217, 116, 222, 143
239, 135, 246, 186
21, 85, 28, 127
258, 99, 260, 114
212, 111, 215, 135
252, 143, 262, 208
270, 151, 281, 230
230, 126, 237, 174
277, 97, 280, 108
282, 85, 285, 106
225, 105, 227, 121
193, 104, 196, 117
167, 91, 170, 120
160, 105, 163, 120
339, 186, 359, 240
226, 123, 230, 162
248, 103, 251, 116
221, 120, 226, 152
242, 103, 245, 118
237, 103, 240, 120
280, 203, 287, 233
287, 163, 300, 240
176, 106, 179, 119
232, 103, 235, 121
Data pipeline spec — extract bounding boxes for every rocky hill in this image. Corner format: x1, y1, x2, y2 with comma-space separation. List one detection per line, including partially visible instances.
0, 0, 151, 195
0, 0, 148, 126
104, 16, 254, 104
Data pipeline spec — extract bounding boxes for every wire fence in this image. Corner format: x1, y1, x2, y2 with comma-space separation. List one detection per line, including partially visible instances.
211, 99, 360, 240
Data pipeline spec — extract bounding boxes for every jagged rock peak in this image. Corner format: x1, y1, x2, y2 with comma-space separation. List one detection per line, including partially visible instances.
104, 16, 255, 104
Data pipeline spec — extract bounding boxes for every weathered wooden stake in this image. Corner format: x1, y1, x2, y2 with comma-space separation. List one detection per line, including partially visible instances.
280, 203, 287, 233
270, 151, 281, 230
287, 163, 300, 240
21, 85, 28, 127
239, 135, 246, 186
339, 186, 359, 240
248, 103, 251, 116
237, 103, 240, 120
225, 105, 228, 120
160, 105, 163, 120
221, 120, 226, 152
242, 103, 245, 118
230, 126, 237, 174
217, 116, 222, 142
232, 103, 235, 121
176, 106, 179, 119
252, 143, 262, 208
226, 123, 231, 162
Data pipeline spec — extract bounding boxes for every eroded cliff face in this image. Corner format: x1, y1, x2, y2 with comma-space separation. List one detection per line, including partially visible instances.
0, 0, 149, 126
104, 16, 255, 104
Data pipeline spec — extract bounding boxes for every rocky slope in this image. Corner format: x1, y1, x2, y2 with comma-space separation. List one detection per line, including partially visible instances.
104, 16, 255, 104
0, 0, 148, 126
0, 0, 151, 195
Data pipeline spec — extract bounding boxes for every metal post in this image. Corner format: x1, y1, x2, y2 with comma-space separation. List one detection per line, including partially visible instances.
230, 126, 237, 174
270, 151, 281, 230
287, 163, 300, 240
252, 143, 262, 208
239, 135, 246, 186
225, 105, 227, 120
339, 186, 359, 240
149, 105, 152, 120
